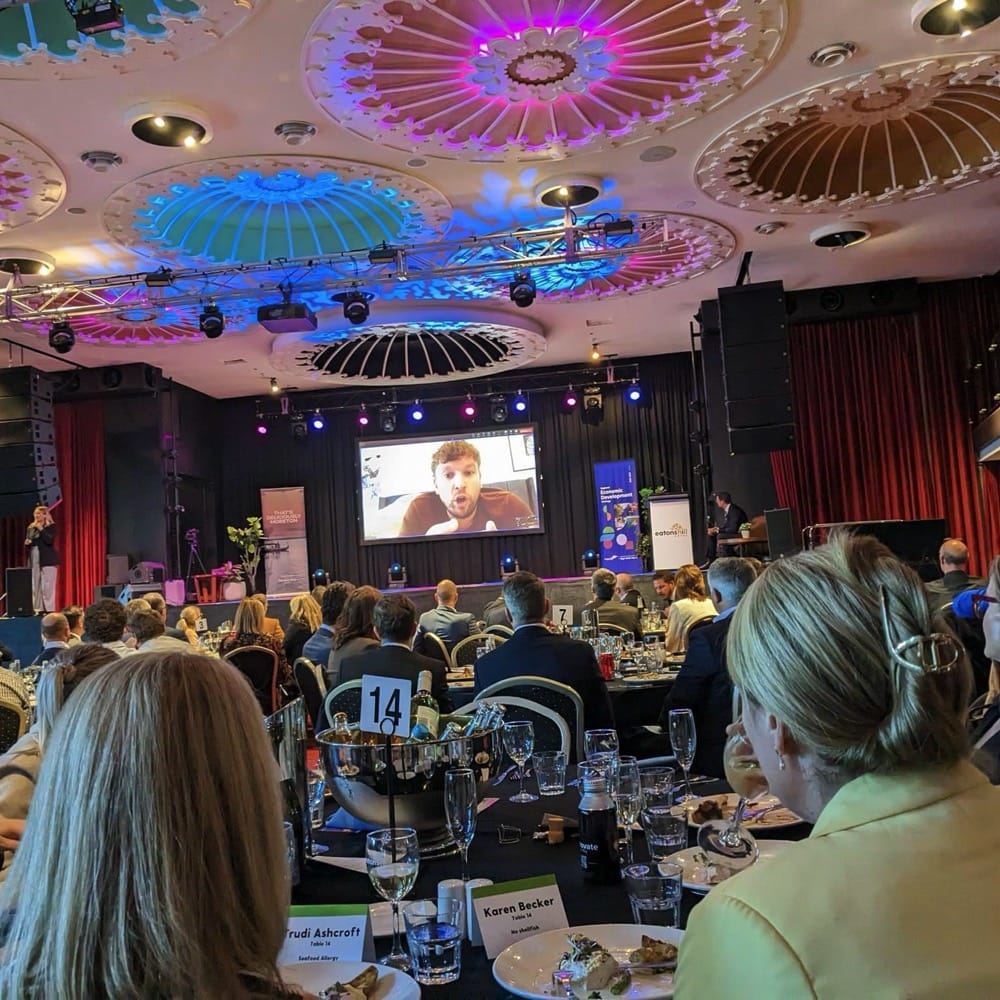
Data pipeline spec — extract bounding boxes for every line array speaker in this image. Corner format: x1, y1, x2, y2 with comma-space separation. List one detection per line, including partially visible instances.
6, 567, 34, 617
0, 367, 60, 517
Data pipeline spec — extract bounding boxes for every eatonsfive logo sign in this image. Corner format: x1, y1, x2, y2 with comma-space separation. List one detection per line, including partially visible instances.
655, 522, 690, 538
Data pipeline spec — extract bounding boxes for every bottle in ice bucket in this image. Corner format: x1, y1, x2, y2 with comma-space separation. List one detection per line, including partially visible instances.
409, 670, 440, 740
578, 765, 621, 884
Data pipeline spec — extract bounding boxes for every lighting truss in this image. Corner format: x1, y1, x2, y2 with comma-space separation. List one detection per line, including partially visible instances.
0, 214, 671, 325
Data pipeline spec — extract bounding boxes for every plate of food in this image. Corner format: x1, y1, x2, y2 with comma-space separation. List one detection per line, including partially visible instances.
675, 793, 802, 830
278, 961, 419, 1000
493, 924, 683, 999
666, 840, 795, 892
620, 672, 674, 684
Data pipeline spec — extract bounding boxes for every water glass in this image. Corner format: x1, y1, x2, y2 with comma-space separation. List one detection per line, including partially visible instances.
639, 767, 675, 808
404, 898, 464, 985
641, 804, 688, 861
534, 750, 567, 796
584, 728, 619, 762
623, 862, 683, 928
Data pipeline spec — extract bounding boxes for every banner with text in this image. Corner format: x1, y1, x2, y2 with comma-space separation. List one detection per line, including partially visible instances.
648, 493, 694, 569
593, 459, 643, 573
260, 486, 309, 597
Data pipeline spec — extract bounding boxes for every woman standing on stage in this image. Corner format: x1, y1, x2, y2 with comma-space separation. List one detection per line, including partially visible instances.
24, 504, 59, 614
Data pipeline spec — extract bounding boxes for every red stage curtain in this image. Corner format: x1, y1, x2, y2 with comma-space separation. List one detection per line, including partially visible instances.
53, 400, 107, 609
771, 278, 1000, 573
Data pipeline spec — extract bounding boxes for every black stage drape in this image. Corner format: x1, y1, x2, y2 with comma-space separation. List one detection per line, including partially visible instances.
217, 352, 700, 589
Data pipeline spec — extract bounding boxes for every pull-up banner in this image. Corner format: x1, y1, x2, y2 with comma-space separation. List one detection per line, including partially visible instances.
648, 493, 694, 570
593, 459, 643, 574
261, 486, 309, 598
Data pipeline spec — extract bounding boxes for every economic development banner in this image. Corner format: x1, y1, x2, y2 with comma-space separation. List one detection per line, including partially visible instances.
593, 459, 643, 574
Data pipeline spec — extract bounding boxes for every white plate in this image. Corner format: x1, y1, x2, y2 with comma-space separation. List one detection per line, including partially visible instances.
667, 839, 795, 892
279, 960, 420, 999
675, 793, 802, 830
493, 923, 683, 999
620, 673, 676, 684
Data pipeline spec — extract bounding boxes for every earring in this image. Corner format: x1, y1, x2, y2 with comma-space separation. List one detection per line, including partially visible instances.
776, 750, 786, 771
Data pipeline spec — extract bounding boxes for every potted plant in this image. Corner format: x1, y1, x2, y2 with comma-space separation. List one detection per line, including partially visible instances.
739, 521, 752, 540
213, 560, 246, 602
637, 485, 667, 568
225, 516, 265, 595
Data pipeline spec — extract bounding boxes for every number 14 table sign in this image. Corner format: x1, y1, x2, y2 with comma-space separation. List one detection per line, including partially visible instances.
471, 875, 568, 958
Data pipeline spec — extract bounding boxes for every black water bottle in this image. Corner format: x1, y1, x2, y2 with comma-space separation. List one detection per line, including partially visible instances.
578, 770, 621, 884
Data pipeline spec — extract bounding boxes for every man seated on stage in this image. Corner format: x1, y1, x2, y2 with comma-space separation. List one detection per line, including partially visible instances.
31, 613, 71, 666
62, 605, 84, 646
473, 571, 614, 736
126, 609, 204, 655
83, 599, 135, 657
615, 572, 642, 607
414, 579, 475, 654
925, 538, 986, 613
580, 568, 642, 639
399, 440, 536, 537
703, 491, 747, 567
339, 593, 452, 712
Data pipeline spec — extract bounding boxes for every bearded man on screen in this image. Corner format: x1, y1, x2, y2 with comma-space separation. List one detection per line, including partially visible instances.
400, 440, 535, 537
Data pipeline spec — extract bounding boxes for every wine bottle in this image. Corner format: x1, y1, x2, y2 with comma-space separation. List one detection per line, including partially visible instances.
578, 770, 621, 884
409, 669, 440, 740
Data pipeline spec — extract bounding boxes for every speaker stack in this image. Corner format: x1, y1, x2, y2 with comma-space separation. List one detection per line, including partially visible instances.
718, 281, 795, 455
0, 367, 60, 518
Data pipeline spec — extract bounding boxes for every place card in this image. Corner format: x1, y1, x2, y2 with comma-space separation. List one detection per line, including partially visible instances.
471, 874, 568, 958
278, 904, 375, 965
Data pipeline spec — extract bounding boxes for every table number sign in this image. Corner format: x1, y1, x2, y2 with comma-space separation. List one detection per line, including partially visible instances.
551, 605, 573, 629
359, 674, 411, 738
471, 874, 568, 958
278, 904, 375, 964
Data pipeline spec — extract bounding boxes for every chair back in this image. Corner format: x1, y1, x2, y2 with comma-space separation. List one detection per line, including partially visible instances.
224, 645, 279, 715
293, 657, 328, 733
485, 695, 570, 757
322, 678, 365, 726
685, 616, 715, 642
597, 622, 631, 636
0, 699, 27, 754
451, 633, 505, 668
477, 675, 585, 762
484, 623, 513, 638
421, 630, 453, 670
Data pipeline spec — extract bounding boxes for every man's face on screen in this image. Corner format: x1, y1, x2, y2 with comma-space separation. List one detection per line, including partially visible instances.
433, 457, 482, 521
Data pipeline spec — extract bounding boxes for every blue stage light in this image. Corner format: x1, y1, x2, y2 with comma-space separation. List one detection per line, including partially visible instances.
409, 401, 424, 422
512, 392, 528, 414
626, 381, 643, 403
311, 410, 325, 430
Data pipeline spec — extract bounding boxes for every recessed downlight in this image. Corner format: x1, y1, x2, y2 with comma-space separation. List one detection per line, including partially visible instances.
912, 0, 1000, 35
534, 175, 604, 209
810, 222, 872, 249
128, 103, 212, 149
0, 249, 55, 276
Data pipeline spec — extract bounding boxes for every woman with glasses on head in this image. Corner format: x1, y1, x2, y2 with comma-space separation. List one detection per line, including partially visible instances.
676, 532, 1000, 998
662, 563, 716, 653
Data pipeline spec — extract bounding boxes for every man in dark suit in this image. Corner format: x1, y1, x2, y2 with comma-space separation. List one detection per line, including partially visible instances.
614, 572, 643, 608
580, 568, 642, 639
340, 593, 453, 712
413, 579, 475, 653
657, 557, 757, 777
474, 571, 614, 732
703, 491, 748, 565
482, 594, 508, 627
925, 538, 986, 613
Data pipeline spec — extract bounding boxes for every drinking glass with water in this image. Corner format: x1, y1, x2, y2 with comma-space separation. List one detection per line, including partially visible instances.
623, 862, 683, 928
404, 897, 464, 985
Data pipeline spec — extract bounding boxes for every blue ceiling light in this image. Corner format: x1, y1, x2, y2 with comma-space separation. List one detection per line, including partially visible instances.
626, 380, 643, 403
409, 401, 424, 422
512, 391, 528, 415
311, 410, 325, 431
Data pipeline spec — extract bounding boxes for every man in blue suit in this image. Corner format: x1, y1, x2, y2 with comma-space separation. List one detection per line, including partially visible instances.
473, 571, 614, 733
413, 579, 475, 653
703, 491, 747, 565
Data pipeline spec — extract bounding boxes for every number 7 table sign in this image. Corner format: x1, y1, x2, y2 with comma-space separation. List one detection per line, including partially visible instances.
360, 675, 412, 739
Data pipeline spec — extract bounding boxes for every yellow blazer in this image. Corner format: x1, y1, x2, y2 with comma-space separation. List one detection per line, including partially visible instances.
676, 762, 1000, 998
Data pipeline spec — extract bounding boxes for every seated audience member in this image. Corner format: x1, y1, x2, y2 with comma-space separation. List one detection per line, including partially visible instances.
663, 564, 716, 653
414, 579, 474, 654
127, 609, 203, 654
0, 643, 119, 882
220, 598, 290, 687
144, 592, 187, 640
676, 533, 1000, 998
925, 537, 986, 612
0, 666, 31, 723
310, 584, 327, 606
651, 570, 675, 616
62, 605, 84, 646
581, 568, 642, 639
327, 586, 380, 689
0, 817, 24, 851
83, 599, 134, 657
250, 592, 285, 645
0, 652, 318, 1000
482, 594, 508, 627
657, 558, 757, 777
284, 593, 322, 666
122, 598, 152, 649
340, 594, 452, 712
31, 612, 71, 666
474, 571, 614, 734
303, 581, 354, 667
176, 605, 203, 646
615, 572, 642, 607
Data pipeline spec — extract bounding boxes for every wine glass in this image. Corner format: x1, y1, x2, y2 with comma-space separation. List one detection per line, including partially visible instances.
502, 721, 538, 803
611, 756, 641, 866
366, 827, 420, 971
667, 708, 697, 803
584, 728, 619, 762
697, 690, 767, 869
444, 767, 477, 881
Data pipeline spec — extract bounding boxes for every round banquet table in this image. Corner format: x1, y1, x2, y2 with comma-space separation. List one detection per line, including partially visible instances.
294, 780, 811, 999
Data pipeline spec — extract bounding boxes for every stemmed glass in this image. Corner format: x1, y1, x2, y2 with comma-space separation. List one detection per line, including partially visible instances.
444, 767, 477, 881
502, 721, 537, 803
366, 827, 420, 971
611, 756, 641, 866
668, 708, 698, 803
584, 728, 620, 762
697, 690, 767, 869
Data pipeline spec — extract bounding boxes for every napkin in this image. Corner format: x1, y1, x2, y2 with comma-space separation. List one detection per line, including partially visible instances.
311, 855, 367, 874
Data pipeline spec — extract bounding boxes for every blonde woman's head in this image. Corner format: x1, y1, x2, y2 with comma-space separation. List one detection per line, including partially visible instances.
0, 652, 288, 998
673, 564, 709, 602
34, 643, 119, 749
178, 605, 201, 629
728, 532, 971, 780
233, 596, 264, 634
289, 593, 322, 632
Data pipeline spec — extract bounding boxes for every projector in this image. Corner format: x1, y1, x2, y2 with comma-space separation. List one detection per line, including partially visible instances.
0, 0, 41, 8
256, 301, 317, 334
73, 1, 125, 35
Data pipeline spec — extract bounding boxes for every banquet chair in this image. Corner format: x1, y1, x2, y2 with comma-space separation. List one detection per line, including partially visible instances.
323, 679, 364, 724
421, 631, 453, 670
224, 646, 279, 715
451, 634, 506, 669
0, 697, 27, 754
478, 696, 570, 757
597, 622, 632, 636
484, 623, 514, 638
293, 657, 329, 734
477, 676, 585, 762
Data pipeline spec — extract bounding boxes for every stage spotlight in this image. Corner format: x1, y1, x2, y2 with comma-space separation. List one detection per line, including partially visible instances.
409, 401, 424, 423
256, 422, 267, 435
500, 554, 519, 579
490, 394, 509, 424
333, 288, 373, 325
583, 384, 604, 425
563, 386, 578, 409
379, 404, 397, 434
270, 377, 280, 394
311, 410, 325, 431
462, 395, 477, 419
311, 568, 329, 588
387, 562, 408, 588
626, 381, 643, 403
291, 415, 308, 439
72, 1, 125, 36
512, 391, 528, 415
509, 271, 536, 308
199, 303, 224, 339
49, 319, 75, 355
358, 404, 370, 428
581, 549, 601, 572
590, 343, 601, 361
